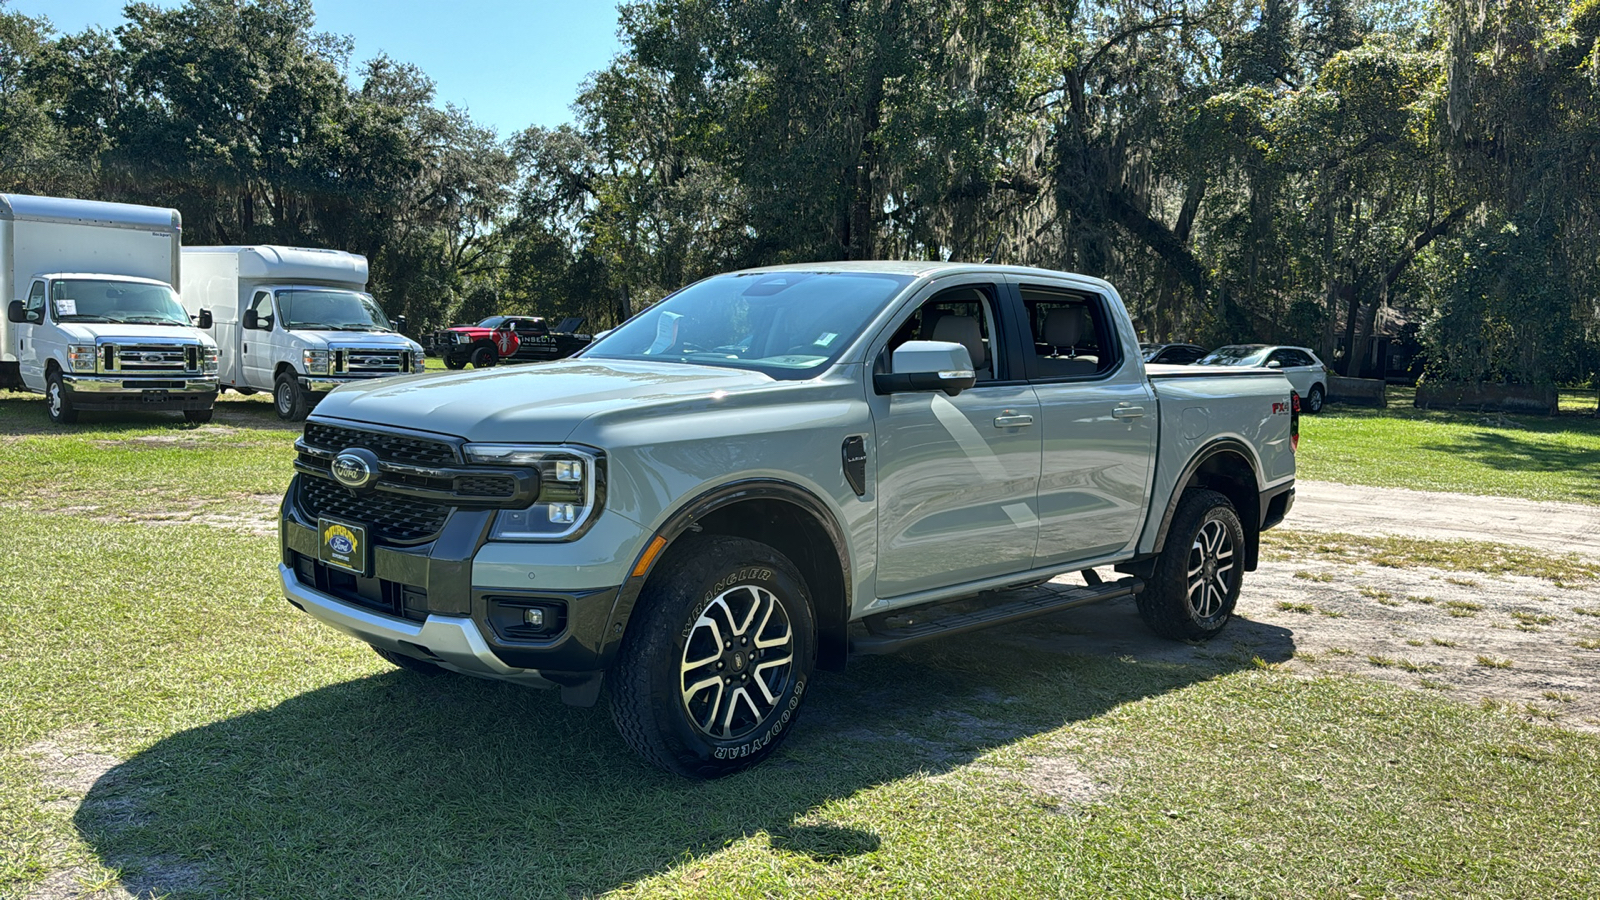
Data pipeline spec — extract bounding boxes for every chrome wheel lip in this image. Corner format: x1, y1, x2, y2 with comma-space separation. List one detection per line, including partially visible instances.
1185, 517, 1236, 621
680, 582, 795, 741
47, 382, 63, 417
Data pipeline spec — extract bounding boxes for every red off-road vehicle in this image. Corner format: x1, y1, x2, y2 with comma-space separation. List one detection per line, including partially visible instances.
430, 316, 592, 369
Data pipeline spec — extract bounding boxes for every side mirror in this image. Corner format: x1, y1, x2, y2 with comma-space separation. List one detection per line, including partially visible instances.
243, 309, 259, 330
6, 301, 23, 324
197, 308, 213, 329
873, 341, 977, 397
394, 314, 407, 334
1266, 359, 1282, 369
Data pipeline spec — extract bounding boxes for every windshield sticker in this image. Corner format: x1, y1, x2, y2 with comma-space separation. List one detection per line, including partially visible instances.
54, 299, 77, 317
816, 332, 838, 346
647, 311, 683, 354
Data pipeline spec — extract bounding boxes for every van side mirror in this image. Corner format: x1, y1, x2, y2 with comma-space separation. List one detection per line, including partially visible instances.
873, 341, 977, 397
243, 309, 258, 330
394, 314, 407, 334
6, 301, 23, 324
197, 308, 213, 329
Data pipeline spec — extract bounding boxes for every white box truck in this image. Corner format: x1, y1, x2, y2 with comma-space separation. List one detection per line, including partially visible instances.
179, 246, 425, 421
1, 194, 219, 423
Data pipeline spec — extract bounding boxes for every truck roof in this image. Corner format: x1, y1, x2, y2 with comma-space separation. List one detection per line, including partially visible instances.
0, 193, 181, 231
182, 245, 369, 284
732, 260, 1119, 293
35, 273, 174, 287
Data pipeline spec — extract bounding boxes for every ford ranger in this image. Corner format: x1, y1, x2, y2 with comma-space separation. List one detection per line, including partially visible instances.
277, 262, 1297, 777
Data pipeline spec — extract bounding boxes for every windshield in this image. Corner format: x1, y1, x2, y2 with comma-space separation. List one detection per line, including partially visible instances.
585, 271, 915, 378
50, 279, 189, 326
476, 316, 507, 329
278, 289, 392, 332
1197, 345, 1269, 367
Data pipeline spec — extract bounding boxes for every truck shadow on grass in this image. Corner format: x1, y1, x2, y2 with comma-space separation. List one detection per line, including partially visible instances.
0, 391, 303, 435
74, 599, 1293, 899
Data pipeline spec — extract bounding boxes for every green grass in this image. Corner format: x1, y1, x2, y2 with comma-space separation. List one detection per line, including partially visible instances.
1263, 531, 1600, 584
1302, 390, 1600, 505
5, 386, 1600, 897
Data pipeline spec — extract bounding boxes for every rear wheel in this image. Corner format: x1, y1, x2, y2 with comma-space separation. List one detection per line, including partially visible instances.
469, 344, 497, 368
609, 535, 816, 778
183, 407, 214, 424
1137, 489, 1244, 641
1305, 383, 1325, 414
274, 372, 311, 421
45, 370, 77, 424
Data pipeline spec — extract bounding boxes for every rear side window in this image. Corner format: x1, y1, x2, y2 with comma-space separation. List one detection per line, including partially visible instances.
1018, 286, 1120, 380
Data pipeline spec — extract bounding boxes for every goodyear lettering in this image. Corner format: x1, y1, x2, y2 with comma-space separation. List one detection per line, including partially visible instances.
711, 676, 805, 759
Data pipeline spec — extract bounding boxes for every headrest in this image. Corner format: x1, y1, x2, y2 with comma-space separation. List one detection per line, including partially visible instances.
1044, 307, 1086, 347
931, 314, 987, 369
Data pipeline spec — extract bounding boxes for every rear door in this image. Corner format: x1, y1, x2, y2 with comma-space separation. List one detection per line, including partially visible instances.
869, 278, 1042, 599
1011, 278, 1158, 567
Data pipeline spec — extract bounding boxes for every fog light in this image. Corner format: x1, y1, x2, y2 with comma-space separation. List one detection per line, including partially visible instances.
523, 608, 545, 628
548, 503, 577, 524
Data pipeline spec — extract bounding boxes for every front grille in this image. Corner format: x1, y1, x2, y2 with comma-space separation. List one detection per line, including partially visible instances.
332, 347, 410, 375
302, 423, 457, 466
298, 476, 450, 544
103, 343, 198, 375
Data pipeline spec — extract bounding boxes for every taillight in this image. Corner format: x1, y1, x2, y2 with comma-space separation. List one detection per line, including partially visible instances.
1290, 392, 1301, 452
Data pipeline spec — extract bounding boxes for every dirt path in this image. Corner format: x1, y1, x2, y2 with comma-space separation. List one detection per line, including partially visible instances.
1293, 480, 1600, 561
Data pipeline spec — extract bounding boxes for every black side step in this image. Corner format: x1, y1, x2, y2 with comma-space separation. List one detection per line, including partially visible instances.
850, 576, 1144, 655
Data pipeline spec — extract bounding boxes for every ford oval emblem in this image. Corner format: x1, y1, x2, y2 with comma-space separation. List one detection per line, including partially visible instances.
329, 535, 354, 554
331, 449, 378, 490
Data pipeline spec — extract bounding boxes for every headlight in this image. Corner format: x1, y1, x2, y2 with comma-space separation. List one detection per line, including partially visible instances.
203, 347, 220, 374
67, 344, 97, 373
453, 332, 471, 344
465, 444, 603, 540
410, 349, 426, 371
303, 349, 330, 375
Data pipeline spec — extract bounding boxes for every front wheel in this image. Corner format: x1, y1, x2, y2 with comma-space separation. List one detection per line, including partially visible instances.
1137, 489, 1245, 641
274, 373, 311, 421
183, 407, 214, 424
609, 535, 817, 778
443, 354, 467, 370
1305, 383, 1325, 414
469, 344, 497, 368
45, 370, 78, 424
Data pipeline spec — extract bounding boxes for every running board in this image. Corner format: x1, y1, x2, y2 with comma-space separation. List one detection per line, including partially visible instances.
850, 576, 1144, 655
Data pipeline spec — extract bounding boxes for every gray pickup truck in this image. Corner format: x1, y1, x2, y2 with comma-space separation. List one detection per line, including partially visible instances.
278, 262, 1297, 777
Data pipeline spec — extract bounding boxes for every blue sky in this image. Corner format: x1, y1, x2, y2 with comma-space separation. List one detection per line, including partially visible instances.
11, 0, 627, 137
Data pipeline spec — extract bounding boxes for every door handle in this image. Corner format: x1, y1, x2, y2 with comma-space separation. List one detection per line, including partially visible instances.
1111, 406, 1145, 419
994, 414, 1034, 428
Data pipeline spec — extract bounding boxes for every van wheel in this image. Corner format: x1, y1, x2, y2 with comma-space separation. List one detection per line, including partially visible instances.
274, 373, 310, 421
610, 535, 817, 778
183, 407, 214, 424
1137, 489, 1244, 641
469, 344, 497, 368
373, 646, 445, 675
45, 370, 78, 424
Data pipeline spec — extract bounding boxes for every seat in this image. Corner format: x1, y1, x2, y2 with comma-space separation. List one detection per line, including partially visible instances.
1041, 307, 1098, 375
930, 314, 989, 377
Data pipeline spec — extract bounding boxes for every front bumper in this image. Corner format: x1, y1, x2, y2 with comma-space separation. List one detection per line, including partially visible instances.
301, 374, 402, 393
280, 563, 558, 687
62, 374, 218, 410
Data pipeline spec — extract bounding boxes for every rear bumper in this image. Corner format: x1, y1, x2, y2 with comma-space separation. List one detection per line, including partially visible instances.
1260, 480, 1295, 531
62, 374, 217, 410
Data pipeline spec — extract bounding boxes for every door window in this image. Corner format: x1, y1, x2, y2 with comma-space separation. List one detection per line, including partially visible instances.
1018, 287, 1119, 380
249, 291, 275, 330
25, 282, 45, 323
885, 285, 1003, 381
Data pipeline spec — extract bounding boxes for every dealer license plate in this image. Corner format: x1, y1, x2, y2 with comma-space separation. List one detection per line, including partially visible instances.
317, 517, 370, 576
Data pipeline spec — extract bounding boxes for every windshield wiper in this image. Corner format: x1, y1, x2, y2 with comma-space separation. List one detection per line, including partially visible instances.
119, 316, 183, 326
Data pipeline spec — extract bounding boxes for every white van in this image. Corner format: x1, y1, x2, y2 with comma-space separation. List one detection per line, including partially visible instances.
0, 194, 219, 424
180, 246, 425, 420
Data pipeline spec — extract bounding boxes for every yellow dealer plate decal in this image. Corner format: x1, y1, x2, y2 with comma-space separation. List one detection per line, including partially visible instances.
318, 516, 370, 576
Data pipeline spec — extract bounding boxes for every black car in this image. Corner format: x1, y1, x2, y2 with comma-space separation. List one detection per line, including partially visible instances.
1140, 342, 1209, 365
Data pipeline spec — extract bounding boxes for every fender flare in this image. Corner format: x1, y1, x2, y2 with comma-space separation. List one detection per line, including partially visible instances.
1149, 437, 1262, 555
599, 478, 853, 666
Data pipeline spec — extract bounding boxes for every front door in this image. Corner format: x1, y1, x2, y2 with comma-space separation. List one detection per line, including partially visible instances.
869, 281, 1043, 600
1014, 280, 1157, 567
17, 280, 46, 388
241, 290, 276, 389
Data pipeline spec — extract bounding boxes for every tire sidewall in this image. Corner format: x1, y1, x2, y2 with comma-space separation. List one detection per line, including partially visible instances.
1183, 503, 1244, 631
622, 537, 817, 776
45, 373, 70, 424
470, 345, 496, 368
1307, 384, 1325, 413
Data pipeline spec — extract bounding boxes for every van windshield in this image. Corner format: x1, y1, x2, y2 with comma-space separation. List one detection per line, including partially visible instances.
50, 279, 189, 326
278, 289, 393, 332
584, 271, 914, 379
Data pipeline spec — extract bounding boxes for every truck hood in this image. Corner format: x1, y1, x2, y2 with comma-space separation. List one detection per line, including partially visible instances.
58, 323, 216, 348
310, 358, 783, 443
294, 330, 421, 351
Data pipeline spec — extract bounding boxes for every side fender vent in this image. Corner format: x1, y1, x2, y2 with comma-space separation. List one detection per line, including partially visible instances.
841, 435, 868, 497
